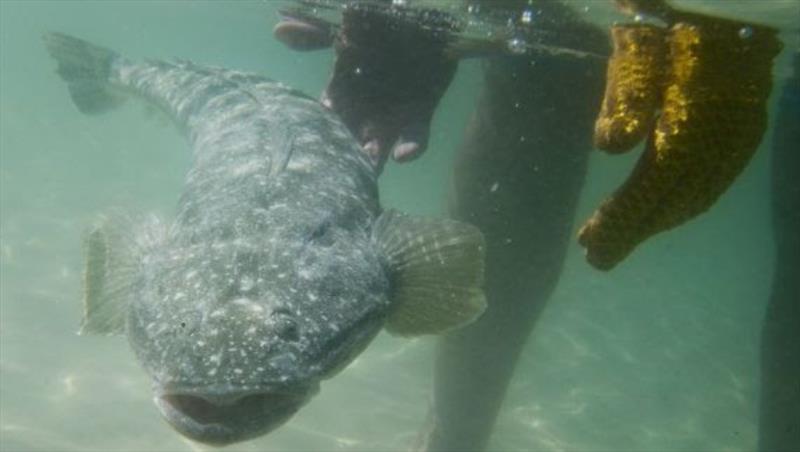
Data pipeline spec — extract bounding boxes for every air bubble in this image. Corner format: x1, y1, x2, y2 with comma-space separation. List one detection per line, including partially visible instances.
738, 26, 753, 40
507, 37, 527, 55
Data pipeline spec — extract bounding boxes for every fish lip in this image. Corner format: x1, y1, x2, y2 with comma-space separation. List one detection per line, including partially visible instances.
154, 382, 319, 445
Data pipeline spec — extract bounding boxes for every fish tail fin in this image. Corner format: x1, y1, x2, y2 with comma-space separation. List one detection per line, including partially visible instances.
43, 32, 125, 114
374, 210, 486, 336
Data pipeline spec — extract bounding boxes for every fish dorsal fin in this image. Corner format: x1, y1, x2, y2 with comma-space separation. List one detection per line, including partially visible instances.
81, 212, 157, 335
373, 209, 486, 336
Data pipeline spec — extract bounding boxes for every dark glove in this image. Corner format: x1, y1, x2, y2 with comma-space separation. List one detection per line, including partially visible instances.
274, 3, 460, 171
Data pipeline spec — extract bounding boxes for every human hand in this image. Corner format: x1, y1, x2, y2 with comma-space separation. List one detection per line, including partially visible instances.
274, 4, 460, 171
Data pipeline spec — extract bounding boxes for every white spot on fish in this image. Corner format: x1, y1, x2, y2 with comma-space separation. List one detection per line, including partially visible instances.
239, 276, 254, 292
287, 157, 313, 172
231, 297, 256, 309
248, 304, 264, 314
231, 160, 263, 177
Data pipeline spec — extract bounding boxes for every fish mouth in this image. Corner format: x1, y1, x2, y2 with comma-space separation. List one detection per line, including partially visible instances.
155, 385, 317, 446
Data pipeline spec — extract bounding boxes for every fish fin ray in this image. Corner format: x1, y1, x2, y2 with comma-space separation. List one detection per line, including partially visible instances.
373, 209, 486, 336
81, 211, 161, 335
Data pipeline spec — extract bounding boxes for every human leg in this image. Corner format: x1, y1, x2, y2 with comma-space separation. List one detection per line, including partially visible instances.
421, 48, 606, 451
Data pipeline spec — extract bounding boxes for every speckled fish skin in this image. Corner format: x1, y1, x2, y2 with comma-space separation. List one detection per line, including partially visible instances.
56, 38, 392, 443
579, 14, 782, 270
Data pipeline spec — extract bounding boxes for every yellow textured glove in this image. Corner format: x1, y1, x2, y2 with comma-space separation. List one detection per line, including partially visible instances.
578, 0, 782, 270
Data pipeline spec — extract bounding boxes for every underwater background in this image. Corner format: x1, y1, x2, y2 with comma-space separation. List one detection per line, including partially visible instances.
1, 1, 798, 451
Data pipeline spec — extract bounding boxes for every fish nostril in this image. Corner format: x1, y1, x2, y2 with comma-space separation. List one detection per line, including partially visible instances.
307, 221, 334, 247
271, 308, 300, 342
276, 319, 299, 341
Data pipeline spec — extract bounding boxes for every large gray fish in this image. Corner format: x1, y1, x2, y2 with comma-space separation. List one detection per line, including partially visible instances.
44, 33, 485, 446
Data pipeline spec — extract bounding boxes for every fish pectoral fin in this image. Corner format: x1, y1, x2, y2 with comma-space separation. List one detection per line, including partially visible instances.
81, 211, 155, 335
373, 209, 486, 336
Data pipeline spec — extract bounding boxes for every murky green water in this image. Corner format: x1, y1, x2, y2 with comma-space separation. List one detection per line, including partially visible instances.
1, 1, 798, 451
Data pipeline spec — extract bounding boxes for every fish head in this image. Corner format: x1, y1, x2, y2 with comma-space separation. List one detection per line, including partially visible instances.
126, 221, 390, 445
